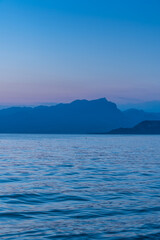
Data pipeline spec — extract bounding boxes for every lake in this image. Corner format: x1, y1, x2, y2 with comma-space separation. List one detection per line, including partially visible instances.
0, 134, 160, 239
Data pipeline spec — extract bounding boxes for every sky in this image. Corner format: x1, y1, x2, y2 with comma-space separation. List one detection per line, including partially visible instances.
0, 0, 160, 104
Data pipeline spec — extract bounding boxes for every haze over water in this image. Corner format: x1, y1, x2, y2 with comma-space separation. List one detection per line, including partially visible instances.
0, 134, 160, 239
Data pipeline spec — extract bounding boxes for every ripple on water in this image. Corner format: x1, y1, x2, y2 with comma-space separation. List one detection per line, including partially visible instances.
0, 134, 160, 239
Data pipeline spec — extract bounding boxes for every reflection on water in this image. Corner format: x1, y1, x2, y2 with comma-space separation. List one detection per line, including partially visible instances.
0, 134, 160, 239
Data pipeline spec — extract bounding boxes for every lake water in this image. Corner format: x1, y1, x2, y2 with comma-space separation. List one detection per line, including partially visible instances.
0, 134, 160, 240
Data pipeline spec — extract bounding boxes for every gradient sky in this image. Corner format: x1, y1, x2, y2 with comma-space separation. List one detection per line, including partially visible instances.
0, 0, 160, 104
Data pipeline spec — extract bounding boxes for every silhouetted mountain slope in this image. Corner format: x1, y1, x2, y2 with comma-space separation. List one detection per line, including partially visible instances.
0, 98, 125, 133
108, 120, 160, 134
123, 109, 160, 127
0, 98, 159, 133
119, 101, 160, 113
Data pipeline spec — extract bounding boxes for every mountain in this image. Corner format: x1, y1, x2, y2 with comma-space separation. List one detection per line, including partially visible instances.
0, 98, 159, 134
108, 120, 160, 134
123, 109, 160, 127
0, 98, 125, 133
0, 102, 58, 110
118, 101, 160, 113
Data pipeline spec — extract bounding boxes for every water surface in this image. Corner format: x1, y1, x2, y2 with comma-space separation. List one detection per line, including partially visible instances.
0, 134, 160, 239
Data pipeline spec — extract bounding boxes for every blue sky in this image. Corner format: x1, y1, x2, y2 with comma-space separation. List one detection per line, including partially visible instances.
0, 0, 160, 104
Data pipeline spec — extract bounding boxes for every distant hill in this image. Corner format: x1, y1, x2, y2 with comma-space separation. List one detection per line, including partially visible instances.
118, 101, 160, 113
0, 98, 159, 133
0, 102, 58, 110
123, 109, 160, 126
108, 120, 160, 134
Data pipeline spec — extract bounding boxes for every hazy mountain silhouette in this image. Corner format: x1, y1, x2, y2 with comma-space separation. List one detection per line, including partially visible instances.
0, 98, 159, 133
108, 120, 160, 134
0, 98, 124, 133
118, 101, 160, 113
123, 109, 160, 126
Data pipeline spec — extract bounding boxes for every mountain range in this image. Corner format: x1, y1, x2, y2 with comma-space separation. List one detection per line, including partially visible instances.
108, 120, 160, 134
0, 98, 159, 133
118, 101, 160, 113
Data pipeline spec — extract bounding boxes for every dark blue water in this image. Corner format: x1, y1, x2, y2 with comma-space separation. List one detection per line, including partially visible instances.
0, 134, 160, 240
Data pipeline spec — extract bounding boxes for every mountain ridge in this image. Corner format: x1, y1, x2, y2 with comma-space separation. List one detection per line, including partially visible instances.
0, 98, 159, 133
108, 120, 160, 134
